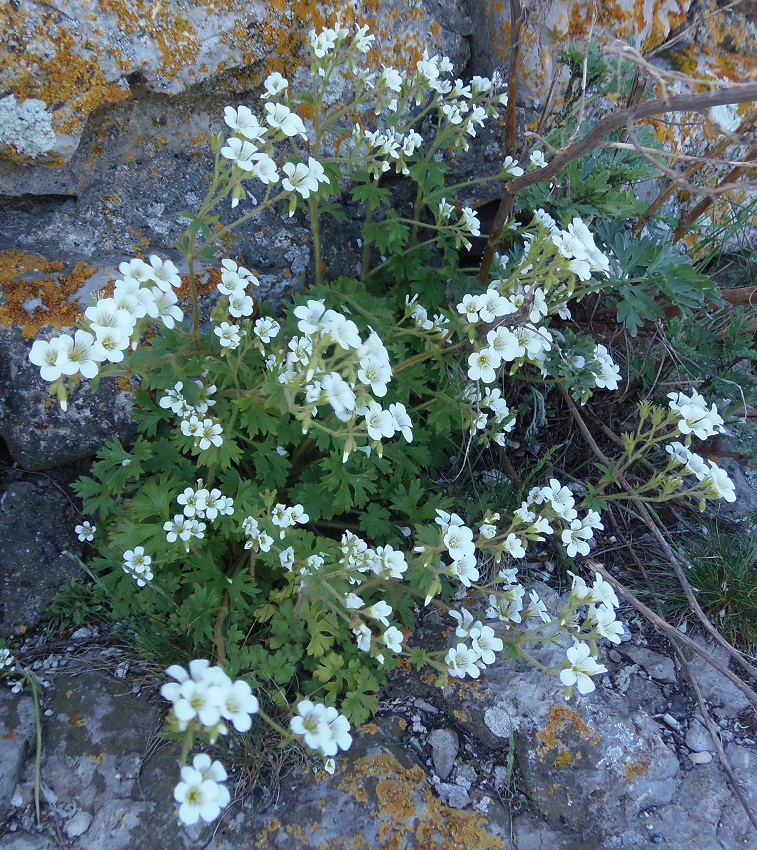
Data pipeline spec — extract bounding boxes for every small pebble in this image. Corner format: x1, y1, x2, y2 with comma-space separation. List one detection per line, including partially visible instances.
661, 713, 681, 730
64, 811, 93, 838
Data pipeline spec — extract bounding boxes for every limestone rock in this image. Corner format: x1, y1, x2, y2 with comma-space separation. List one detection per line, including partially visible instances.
0, 481, 83, 635
0, 0, 467, 166
0, 693, 36, 822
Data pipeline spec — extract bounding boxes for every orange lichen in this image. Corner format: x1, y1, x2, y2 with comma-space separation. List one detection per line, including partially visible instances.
342, 753, 508, 850
623, 752, 651, 781
535, 703, 600, 758
254, 817, 282, 849
0, 250, 95, 339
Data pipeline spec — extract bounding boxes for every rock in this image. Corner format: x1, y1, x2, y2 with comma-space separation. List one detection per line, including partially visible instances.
0, 834, 59, 850
433, 782, 471, 809
685, 718, 717, 753
0, 322, 137, 471
64, 810, 94, 838
0, 480, 83, 635
0, 0, 465, 167
689, 751, 713, 764
681, 636, 752, 718
618, 646, 677, 684
469, 0, 694, 105
0, 693, 36, 822
427, 727, 458, 780
638, 741, 756, 848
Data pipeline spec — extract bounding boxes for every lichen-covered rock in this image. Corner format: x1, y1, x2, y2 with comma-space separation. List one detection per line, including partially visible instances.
469, 0, 693, 103
0, 0, 467, 165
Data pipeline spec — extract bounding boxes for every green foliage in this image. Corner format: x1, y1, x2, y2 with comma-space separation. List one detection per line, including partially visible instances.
647, 524, 757, 651
44, 25, 749, 773
596, 221, 722, 336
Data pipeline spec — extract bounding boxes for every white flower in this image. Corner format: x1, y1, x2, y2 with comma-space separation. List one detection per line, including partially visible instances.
29, 337, 68, 382
445, 644, 481, 678
383, 626, 403, 653
366, 601, 392, 626
389, 403, 413, 442
540, 479, 577, 521
219, 679, 259, 732
449, 554, 479, 587
560, 642, 607, 695
468, 348, 501, 383
502, 155, 524, 177
174, 763, 227, 825
282, 160, 320, 200
264, 102, 307, 139
146, 255, 182, 291
444, 525, 475, 560
701, 462, 736, 502
529, 149, 547, 169
221, 136, 258, 171
55, 330, 105, 380
353, 623, 372, 652
75, 521, 96, 542
262, 73, 288, 99
149, 287, 183, 329
228, 292, 254, 318
470, 624, 504, 665
290, 700, 351, 757
460, 207, 481, 237
667, 390, 724, 440
122, 546, 153, 587
364, 402, 396, 441
254, 317, 280, 343
502, 533, 526, 559
215, 321, 243, 350
589, 605, 624, 644
592, 344, 621, 390
561, 520, 593, 558
250, 152, 279, 184
224, 105, 266, 142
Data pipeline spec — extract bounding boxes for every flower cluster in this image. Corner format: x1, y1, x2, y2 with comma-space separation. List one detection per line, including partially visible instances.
161, 660, 259, 738
29, 256, 183, 406
122, 546, 153, 587
289, 699, 353, 757
668, 390, 725, 440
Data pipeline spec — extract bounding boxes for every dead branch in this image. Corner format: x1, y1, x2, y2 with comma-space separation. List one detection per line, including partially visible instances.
633, 107, 757, 234
674, 148, 757, 241
477, 80, 757, 283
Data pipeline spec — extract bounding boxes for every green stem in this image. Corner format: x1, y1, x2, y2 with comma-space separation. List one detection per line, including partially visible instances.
30, 673, 42, 825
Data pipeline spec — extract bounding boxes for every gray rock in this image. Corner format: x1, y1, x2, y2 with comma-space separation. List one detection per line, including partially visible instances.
0, 693, 36, 822
617, 646, 677, 683
0, 481, 82, 635
427, 727, 458, 780
0, 833, 59, 850
685, 718, 717, 753
64, 810, 94, 838
689, 751, 713, 764
0, 324, 136, 470
433, 782, 471, 809
682, 636, 752, 718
